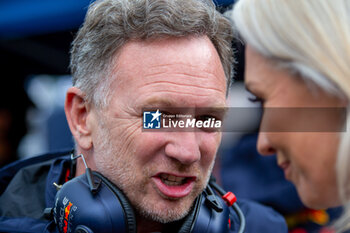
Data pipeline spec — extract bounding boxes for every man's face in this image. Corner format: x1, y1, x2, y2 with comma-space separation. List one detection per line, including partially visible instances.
89, 36, 227, 222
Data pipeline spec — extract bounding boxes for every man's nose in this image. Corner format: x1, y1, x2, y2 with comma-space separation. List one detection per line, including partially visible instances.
257, 132, 276, 156
164, 132, 201, 165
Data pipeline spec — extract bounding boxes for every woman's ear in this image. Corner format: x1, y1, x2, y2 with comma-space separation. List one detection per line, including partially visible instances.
65, 87, 93, 150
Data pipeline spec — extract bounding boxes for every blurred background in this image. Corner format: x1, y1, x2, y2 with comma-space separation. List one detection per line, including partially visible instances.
0, 1, 341, 232
0, 0, 96, 165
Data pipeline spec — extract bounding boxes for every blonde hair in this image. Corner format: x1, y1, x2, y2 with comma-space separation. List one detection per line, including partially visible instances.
232, 0, 350, 231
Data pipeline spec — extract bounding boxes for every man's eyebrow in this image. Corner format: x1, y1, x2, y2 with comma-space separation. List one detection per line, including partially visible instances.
143, 98, 175, 108
143, 96, 227, 108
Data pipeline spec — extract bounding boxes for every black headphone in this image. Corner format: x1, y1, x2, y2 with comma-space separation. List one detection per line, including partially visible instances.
46, 154, 245, 233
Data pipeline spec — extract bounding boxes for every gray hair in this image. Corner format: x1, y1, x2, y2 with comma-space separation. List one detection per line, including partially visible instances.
70, 0, 234, 108
232, 0, 350, 231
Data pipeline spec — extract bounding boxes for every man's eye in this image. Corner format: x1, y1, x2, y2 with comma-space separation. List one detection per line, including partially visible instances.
161, 111, 170, 116
197, 115, 216, 121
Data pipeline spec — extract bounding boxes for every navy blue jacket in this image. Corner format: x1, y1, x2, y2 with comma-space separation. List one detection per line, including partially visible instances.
0, 151, 287, 232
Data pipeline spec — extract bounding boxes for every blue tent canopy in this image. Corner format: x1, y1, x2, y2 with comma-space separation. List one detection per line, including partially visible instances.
0, 0, 92, 38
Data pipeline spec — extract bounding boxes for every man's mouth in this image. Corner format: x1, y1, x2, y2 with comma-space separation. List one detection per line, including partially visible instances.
152, 173, 196, 199
159, 173, 189, 186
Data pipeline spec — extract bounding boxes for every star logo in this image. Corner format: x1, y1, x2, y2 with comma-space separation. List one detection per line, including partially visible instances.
143, 110, 162, 129
151, 109, 162, 122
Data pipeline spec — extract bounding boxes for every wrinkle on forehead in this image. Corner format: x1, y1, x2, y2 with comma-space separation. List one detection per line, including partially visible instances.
108, 36, 227, 108
138, 91, 227, 108
133, 68, 227, 108
114, 36, 225, 81
139, 80, 224, 94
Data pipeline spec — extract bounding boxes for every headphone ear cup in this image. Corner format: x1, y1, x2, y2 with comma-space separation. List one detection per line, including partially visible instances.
53, 171, 137, 233
74, 225, 94, 233
92, 172, 137, 233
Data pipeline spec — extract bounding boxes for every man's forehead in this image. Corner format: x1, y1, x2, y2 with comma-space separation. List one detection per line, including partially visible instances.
108, 36, 227, 101
114, 36, 224, 75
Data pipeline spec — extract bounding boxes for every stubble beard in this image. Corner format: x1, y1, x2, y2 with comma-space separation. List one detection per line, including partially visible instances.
135, 161, 215, 224
94, 120, 215, 224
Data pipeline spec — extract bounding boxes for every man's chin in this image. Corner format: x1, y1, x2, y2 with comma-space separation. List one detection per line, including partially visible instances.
135, 195, 196, 224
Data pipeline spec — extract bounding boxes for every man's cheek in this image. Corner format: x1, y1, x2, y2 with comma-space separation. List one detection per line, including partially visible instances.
134, 133, 167, 161
202, 134, 220, 160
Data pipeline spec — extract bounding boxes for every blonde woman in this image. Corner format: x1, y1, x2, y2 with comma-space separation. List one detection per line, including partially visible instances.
232, 0, 350, 231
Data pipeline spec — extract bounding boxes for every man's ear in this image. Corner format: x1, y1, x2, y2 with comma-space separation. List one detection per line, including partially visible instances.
65, 87, 93, 150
